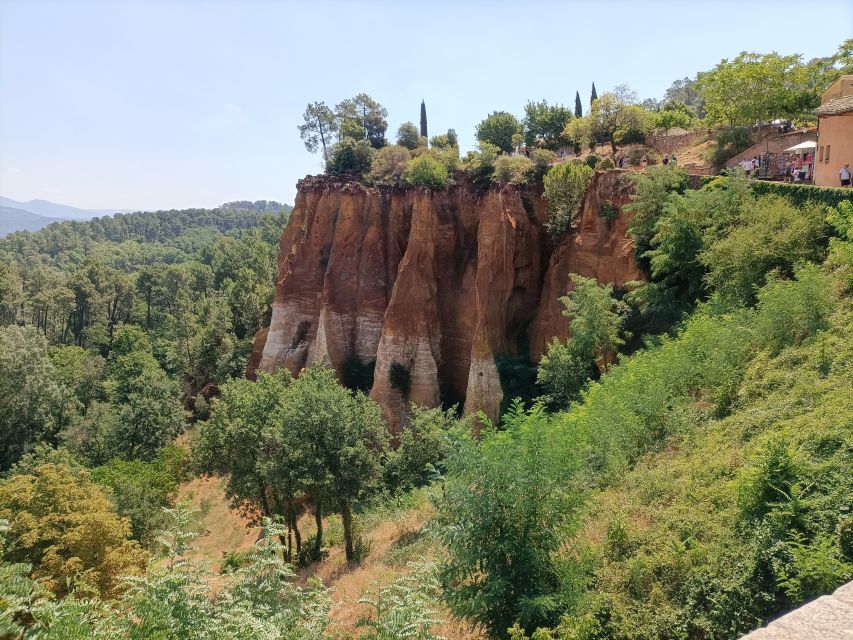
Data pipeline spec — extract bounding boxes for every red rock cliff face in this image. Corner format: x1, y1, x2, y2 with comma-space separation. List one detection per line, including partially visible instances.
250, 170, 643, 432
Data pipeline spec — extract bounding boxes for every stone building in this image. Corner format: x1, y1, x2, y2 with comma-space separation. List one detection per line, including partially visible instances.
814, 75, 853, 187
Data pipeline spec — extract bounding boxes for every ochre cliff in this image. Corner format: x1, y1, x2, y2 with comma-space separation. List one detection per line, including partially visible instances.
250, 170, 643, 432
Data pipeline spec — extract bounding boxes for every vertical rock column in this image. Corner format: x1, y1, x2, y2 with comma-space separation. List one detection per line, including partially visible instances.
371, 189, 445, 434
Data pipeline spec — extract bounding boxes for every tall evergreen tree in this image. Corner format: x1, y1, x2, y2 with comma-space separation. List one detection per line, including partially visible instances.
591, 82, 598, 105
420, 100, 428, 139
575, 91, 583, 118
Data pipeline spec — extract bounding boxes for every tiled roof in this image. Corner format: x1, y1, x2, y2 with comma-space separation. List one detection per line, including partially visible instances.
739, 581, 853, 639
815, 95, 853, 116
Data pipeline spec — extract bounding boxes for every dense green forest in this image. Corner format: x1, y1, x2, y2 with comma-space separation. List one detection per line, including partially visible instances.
2, 39, 853, 640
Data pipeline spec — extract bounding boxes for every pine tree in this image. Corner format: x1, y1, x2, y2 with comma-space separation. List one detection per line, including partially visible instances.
590, 83, 598, 106
575, 91, 583, 118
420, 100, 428, 139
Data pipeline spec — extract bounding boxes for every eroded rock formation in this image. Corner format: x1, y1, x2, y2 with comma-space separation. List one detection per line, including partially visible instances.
250, 170, 643, 432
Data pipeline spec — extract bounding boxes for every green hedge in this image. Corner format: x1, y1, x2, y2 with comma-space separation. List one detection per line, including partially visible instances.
750, 180, 853, 208
700, 176, 853, 208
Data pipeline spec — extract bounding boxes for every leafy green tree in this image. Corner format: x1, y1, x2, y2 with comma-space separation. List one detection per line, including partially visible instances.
543, 162, 594, 239
446, 128, 458, 148
327, 138, 376, 177
439, 403, 583, 637
563, 116, 595, 152
587, 87, 654, 156
336, 93, 389, 148
574, 90, 583, 118
559, 274, 630, 371
0, 462, 148, 596
406, 154, 450, 190
281, 366, 388, 562
0, 263, 23, 325
655, 102, 694, 135
193, 371, 296, 544
0, 326, 73, 470
698, 51, 816, 127
701, 195, 827, 304
92, 444, 188, 545
396, 121, 421, 150
420, 100, 428, 139
105, 325, 184, 460
475, 111, 523, 153
624, 165, 690, 262
463, 142, 501, 191
384, 405, 462, 491
298, 101, 338, 163
664, 76, 705, 117
536, 339, 595, 409
429, 133, 450, 149
522, 100, 572, 150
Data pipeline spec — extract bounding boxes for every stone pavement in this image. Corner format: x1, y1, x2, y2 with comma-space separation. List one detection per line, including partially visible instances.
740, 581, 853, 639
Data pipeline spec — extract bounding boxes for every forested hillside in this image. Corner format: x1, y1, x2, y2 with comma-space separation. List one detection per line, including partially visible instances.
0, 201, 289, 393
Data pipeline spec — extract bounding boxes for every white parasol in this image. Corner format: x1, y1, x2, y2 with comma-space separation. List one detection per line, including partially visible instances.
783, 141, 817, 152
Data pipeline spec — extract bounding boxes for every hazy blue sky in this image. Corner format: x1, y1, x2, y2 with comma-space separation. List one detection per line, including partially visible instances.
1, 0, 850, 210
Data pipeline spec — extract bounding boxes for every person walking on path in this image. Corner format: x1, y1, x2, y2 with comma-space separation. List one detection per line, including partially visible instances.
842, 164, 851, 187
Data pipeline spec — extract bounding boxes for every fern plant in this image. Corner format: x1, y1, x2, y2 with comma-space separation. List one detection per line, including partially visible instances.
357, 562, 446, 640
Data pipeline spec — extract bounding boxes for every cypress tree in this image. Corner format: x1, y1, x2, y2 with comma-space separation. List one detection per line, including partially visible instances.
575, 91, 583, 118
590, 83, 598, 106
420, 100, 428, 139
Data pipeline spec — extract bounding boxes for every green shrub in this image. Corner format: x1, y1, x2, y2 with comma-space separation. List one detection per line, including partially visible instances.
701, 194, 828, 304
384, 405, 460, 492
530, 148, 557, 182
463, 142, 501, 192
536, 339, 595, 410
327, 138, 375, 177
406, 155, 449, 190
585, 154, 599, 169
342, 356, 376, 393
543, 162, 594, 240
750, 180, 853, 209
598, 200, 619, 226
492, 154, 535, 186
389, 361, 411, 395
597, 156, 615, 170
755, 263, 834, 354
365, 145, 411, 186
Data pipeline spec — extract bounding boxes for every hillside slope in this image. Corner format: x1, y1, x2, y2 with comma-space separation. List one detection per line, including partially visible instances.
0, 205, 62, 236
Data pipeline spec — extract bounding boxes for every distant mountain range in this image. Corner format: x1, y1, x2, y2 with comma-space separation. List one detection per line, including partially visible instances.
0, 206, 64, 236
0, 196, 291, 237
0, 196, 100, 220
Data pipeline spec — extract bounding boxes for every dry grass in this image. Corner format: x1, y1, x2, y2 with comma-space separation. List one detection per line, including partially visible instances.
175, 476, 484, 638
177, 475, 259, 572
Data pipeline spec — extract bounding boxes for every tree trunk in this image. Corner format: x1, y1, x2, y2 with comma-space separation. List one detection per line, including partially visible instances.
340, 500, 355, 562
314, 499, 323, 556
289, 503, 301, 555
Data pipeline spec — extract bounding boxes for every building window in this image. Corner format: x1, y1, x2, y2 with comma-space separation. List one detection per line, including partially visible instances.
819, 146, 824, 162
826, 145, 831, 163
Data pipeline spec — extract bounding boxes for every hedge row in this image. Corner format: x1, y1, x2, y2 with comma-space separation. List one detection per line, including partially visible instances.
700, 176, 853, 208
